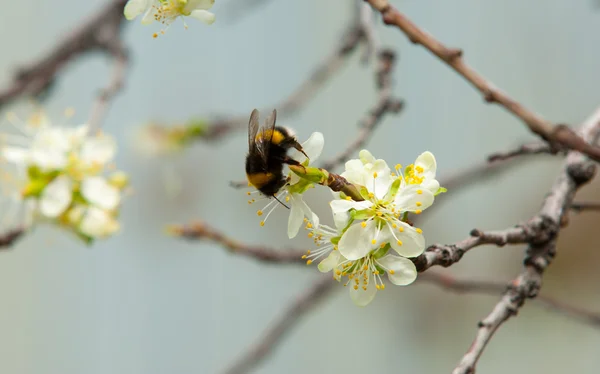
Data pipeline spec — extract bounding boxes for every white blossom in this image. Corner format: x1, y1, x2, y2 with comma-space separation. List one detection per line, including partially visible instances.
124, 0, 216, 37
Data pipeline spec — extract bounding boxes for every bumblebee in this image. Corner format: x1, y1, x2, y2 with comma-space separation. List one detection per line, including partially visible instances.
245, 108, 308, 199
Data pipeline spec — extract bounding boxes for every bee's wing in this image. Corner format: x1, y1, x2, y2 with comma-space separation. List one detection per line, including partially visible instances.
256, 109, 277, 163
248, 109, 260, 150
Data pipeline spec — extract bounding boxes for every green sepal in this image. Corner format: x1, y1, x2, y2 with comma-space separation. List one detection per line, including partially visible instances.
288, 165, 327, 184
330, 236, 340, 245
435, 186, 448, 196
388, 178, 401, 198
351, 209, 371, 220
359, 186, 370, 200
287, 178, 313, 195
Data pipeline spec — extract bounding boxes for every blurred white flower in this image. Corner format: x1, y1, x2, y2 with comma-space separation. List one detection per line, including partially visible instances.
0, 111, 128, 243
249, 132, 323, 239
124, 0, 216, 37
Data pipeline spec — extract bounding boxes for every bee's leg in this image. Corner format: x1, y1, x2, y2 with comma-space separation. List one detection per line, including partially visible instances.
282, 157, 306, 170
291, 141, 309, 160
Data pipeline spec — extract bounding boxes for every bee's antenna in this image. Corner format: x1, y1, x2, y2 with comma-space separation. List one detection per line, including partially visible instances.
272, 194, 290, 209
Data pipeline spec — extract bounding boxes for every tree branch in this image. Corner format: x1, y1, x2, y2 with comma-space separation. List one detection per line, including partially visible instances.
419, 272, 600, 328
487, 142, 554, 162
0, 0, 128, 114
570, 201, 600, 212
0, 229, 24, 249
167, 221, 306, 264
452, 107, 600, 374
364, 0, 600, 162
222, 276, 335, 374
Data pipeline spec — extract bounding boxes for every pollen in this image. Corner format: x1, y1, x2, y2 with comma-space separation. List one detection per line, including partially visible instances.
301, 255, 307, 259
395, 164, 402, 170
417, 189, 423, 195
376, 284, 381, 290
153, 33, 158, 38
260, 221, 265, 227
308, 232, 314, 238
376, 212, 383, 217
285, 196, 290, 202
381, 284, 386, 290
392, 223, 397, 228
306, 222, 313, 229
399, 226, 404, 232
345, 196, 352, 201
361, 222, 367, 228
389, 270, 395, 275
368, 192, 374, 199
380, 243, 386, 249
306, 260, 313, 265
336, 270, 342, 275
397, 240, 403, 246
371, 239, 377, 245
362, 286, 367, 291
416, 202, 422, 207
416, 166, 424, 173
353, 285, 359, 290
373, 172, 378, 178
306, 250, 311, 255
416, 228, 423, 234
415, 209, 422, 215
257, 210, 263, 216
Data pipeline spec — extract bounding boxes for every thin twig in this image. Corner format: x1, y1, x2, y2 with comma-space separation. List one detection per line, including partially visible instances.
222, 276, 335, 374
364, 0, 600, 162
320, 49, 404, 171
0, 229, 24, 249
168, 221, 306, 264
487, 142, 554, 162
419, 272, 600, 328
0, 0, 128, 112
201, 23, 365, 140
570, 202, 600, 212
452, 107, 600, 374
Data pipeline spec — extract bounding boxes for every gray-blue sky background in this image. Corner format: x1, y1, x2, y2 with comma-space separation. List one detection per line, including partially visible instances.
1, 0, 599, 373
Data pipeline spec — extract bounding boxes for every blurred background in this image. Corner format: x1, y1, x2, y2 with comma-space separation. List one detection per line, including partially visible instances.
1, 0, 600, 373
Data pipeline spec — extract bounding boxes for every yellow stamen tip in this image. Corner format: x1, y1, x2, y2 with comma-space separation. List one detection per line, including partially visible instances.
415, 210, 422, 215
361, 222, 367, 228
416, 202, 422, 207
373, 172, 378, 178
395, 164, 402, 170
371, 239, 377, 245
381, 284, 385, 290
397, 240, 403, 246
390, 270, 395, 275
345, 196, 352, 201
399, 227, 404, 232
260, 221, 265, 227
416, 228, 423, 234
417, 189, 423, 195
257, 210, 263, 216
306, 260, 313, 265
353, 285, 359, 290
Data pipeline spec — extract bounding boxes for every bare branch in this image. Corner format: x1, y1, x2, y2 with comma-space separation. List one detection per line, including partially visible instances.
320, 49, 404, 171
364, 0, 600, 162
167, 221, 306, 264
199, 23, 365, 141
0, 0, 128, 112
0, 229, 24, 249
487, 142, 555, 162
570, 201, 600, 212
419, 272, 600, 328
452, 107, 600, 374
222, 276, 335, 374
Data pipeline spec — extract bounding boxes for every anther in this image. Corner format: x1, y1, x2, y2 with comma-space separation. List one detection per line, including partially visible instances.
308, 232, 314, 238
353, 285, 359, 290
301, 255, 307, 259
415, 209, 422, 215
345, 196, 352, 201
399, 226, 404, 232
381, 284, 385, 290
416, 202, 422, 207
306, 223, 313, 229
395, 164, 402, 170
373, 172, 378, 178
416, 228, 423, 234
257, 210, 263, 216
389, 270, 395, 275
371, 239, 376, 245
417, 189, 423, 195
260, 221, 265, 227
362, 286, 367, 291
361, 222, 367, 228
306, 260, 313, 265
397, 240, 403, 246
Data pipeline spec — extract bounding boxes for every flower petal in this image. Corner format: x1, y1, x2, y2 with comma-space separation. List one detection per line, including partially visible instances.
124, 0, 150, 20
79, 207, 120, 238
376, 255, 417, 285
39, 176, 72, 218
415, 151, 437, 178
81, 177, 120, 210
2, 147, 28, 164
359, 150, 375, 165
80, 135, 116, 167
349, 272, 377, 306
189, 10, 216, 24
388, 222, 425, 258
394, 184, 434, 212
287, 197, 304, 239
330, 199, 372, 230
338, 221, 374, 260
318, 250, 341, 273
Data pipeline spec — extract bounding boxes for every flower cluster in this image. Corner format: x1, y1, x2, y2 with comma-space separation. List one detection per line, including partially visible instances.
0, 112, 129, 243
125, 0, 216, 37
274, 148, 444, 306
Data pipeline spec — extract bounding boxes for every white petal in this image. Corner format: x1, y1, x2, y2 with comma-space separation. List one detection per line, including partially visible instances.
141, 5, 157, 24
124, 0, 150, 20
80, 135, 116, 166
422, 179, 440, 195
388, 223, 425, 258
287, 197, 304, 239
39, 176, 72, 218
2, 147, 28, 164
81, 177, 120, 210
349, 272, 377, 306
359, 150, 375, 165
338, 221, 376, 260
376, 255, 417, 285
318, 250, 341, 273
185, 0, 214, 11
330, 199, 372, 230
79, 207, 119, 238
415, 151, 437, 178
189, 10, 216, 24
394, 185, 434, 212
301, 132, 324, 163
